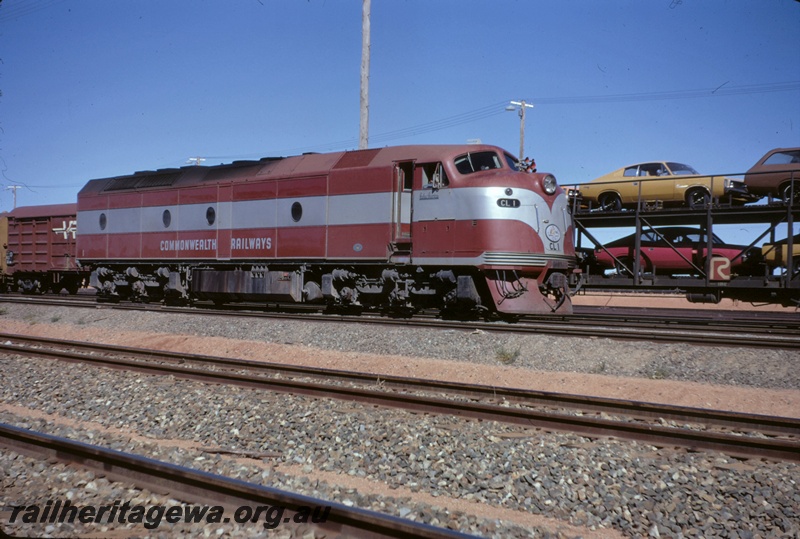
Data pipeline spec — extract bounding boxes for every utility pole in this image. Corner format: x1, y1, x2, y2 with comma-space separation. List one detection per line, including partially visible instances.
506, 100, 534, 159
5, 185, 21, 209
359, 0, 371, 149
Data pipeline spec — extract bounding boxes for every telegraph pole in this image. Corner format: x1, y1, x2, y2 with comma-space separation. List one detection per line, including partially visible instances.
359, 0, 371, 149
506, 100, 534, 159
5, 185, 20, 209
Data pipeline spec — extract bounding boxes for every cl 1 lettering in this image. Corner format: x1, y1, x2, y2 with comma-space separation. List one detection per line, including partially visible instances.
496, 198, 521, 208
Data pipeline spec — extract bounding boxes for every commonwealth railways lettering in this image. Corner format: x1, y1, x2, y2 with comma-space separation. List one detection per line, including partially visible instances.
231, 237, 272, 250
157, 237, 273, 253
160, 239, 217, 252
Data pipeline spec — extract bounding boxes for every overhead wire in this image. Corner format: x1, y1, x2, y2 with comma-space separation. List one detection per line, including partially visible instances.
0, 0, 66, 22
203, 82, 800, 160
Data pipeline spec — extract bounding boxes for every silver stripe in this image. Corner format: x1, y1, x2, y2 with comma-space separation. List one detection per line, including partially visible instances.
328, 192, 393, 225
411, 253, 576, 268
78, 194, 391, 235
482, 252, 577, 268
76, 188, 574, 257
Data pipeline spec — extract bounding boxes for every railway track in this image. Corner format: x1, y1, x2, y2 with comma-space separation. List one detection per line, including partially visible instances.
0, 422, 475, 539
2, 294, 800, 349
2, 333, 798, 462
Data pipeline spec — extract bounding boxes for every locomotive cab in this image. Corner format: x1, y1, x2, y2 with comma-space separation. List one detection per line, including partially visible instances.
404, 148, 575, 315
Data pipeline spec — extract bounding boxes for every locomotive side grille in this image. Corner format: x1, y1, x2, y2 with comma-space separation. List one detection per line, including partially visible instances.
482, 252, 577, 268
104, 177, 140, 191
136, 173, 181, 188
333, 148, 381, 169
104, 172, 181, 191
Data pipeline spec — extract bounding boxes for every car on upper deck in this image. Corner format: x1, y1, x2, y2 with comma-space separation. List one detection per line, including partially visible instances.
744, 147, 800, 204
569, 161, 753, 211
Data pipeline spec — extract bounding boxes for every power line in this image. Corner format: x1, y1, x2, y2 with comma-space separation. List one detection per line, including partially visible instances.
184, 81, 800, 161
525, 81, 800, 106
0, 0, 66, 22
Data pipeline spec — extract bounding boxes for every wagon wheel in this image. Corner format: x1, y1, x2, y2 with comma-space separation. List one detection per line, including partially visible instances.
615, 257, 634, 277
615, 256, 647, 277
598, 192, 622, 212
686, 188, 710, 210
780, 182, 800, 205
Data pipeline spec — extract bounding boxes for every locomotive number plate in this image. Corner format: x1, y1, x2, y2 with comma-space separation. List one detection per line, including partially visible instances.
497, 198, 520, 208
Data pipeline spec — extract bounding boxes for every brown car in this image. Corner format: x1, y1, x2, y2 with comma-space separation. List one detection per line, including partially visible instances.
744, 147, 800, 204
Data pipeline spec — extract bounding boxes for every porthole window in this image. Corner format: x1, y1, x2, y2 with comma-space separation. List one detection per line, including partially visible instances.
99, 213, 107, 231
206, 206, 216, 226
162, 209, 171, 228
291, 202, 302, 222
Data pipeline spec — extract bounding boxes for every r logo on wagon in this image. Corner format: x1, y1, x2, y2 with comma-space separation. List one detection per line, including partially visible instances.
709, 256, 732, 281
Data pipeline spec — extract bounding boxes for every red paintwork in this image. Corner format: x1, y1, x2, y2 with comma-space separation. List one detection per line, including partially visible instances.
329, 167, 393, 195
327, 224, 391, 259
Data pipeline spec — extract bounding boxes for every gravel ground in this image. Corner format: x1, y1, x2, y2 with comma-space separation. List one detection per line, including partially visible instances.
1, 302, 799, 538
2, 302, 799, 390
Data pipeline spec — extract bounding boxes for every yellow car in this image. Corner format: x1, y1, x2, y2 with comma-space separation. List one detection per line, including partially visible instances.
762, 234, 800, 273
571, 161, 754, 211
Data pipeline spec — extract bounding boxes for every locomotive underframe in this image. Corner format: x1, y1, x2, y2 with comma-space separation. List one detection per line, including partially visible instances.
88, 259, 572, 316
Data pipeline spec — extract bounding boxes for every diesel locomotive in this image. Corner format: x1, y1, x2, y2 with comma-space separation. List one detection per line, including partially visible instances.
73, 144, 576, 316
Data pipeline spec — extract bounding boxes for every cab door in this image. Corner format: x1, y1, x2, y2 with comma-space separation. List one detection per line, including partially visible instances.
411, 162, 455, 261
391, 161, 414, 251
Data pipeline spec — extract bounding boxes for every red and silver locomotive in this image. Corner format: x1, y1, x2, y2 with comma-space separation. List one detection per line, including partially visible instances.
77, 144, 576, 315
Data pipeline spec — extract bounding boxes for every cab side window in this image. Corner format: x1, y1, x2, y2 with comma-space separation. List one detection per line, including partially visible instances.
421, 163, 449, 189
454, 151, 503, 174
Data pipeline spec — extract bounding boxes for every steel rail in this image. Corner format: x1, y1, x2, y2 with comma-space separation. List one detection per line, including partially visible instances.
2, 294, 799, 349
0, 423, 476, 539
1, 332, 798, 438
2, 336, 798, 462
4, 293, 800, 329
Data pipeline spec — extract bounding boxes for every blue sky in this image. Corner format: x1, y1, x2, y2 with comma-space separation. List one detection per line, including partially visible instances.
1, 0, 799, 241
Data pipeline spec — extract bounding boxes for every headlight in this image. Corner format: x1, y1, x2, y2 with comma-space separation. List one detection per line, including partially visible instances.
542, 174, 558, 195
